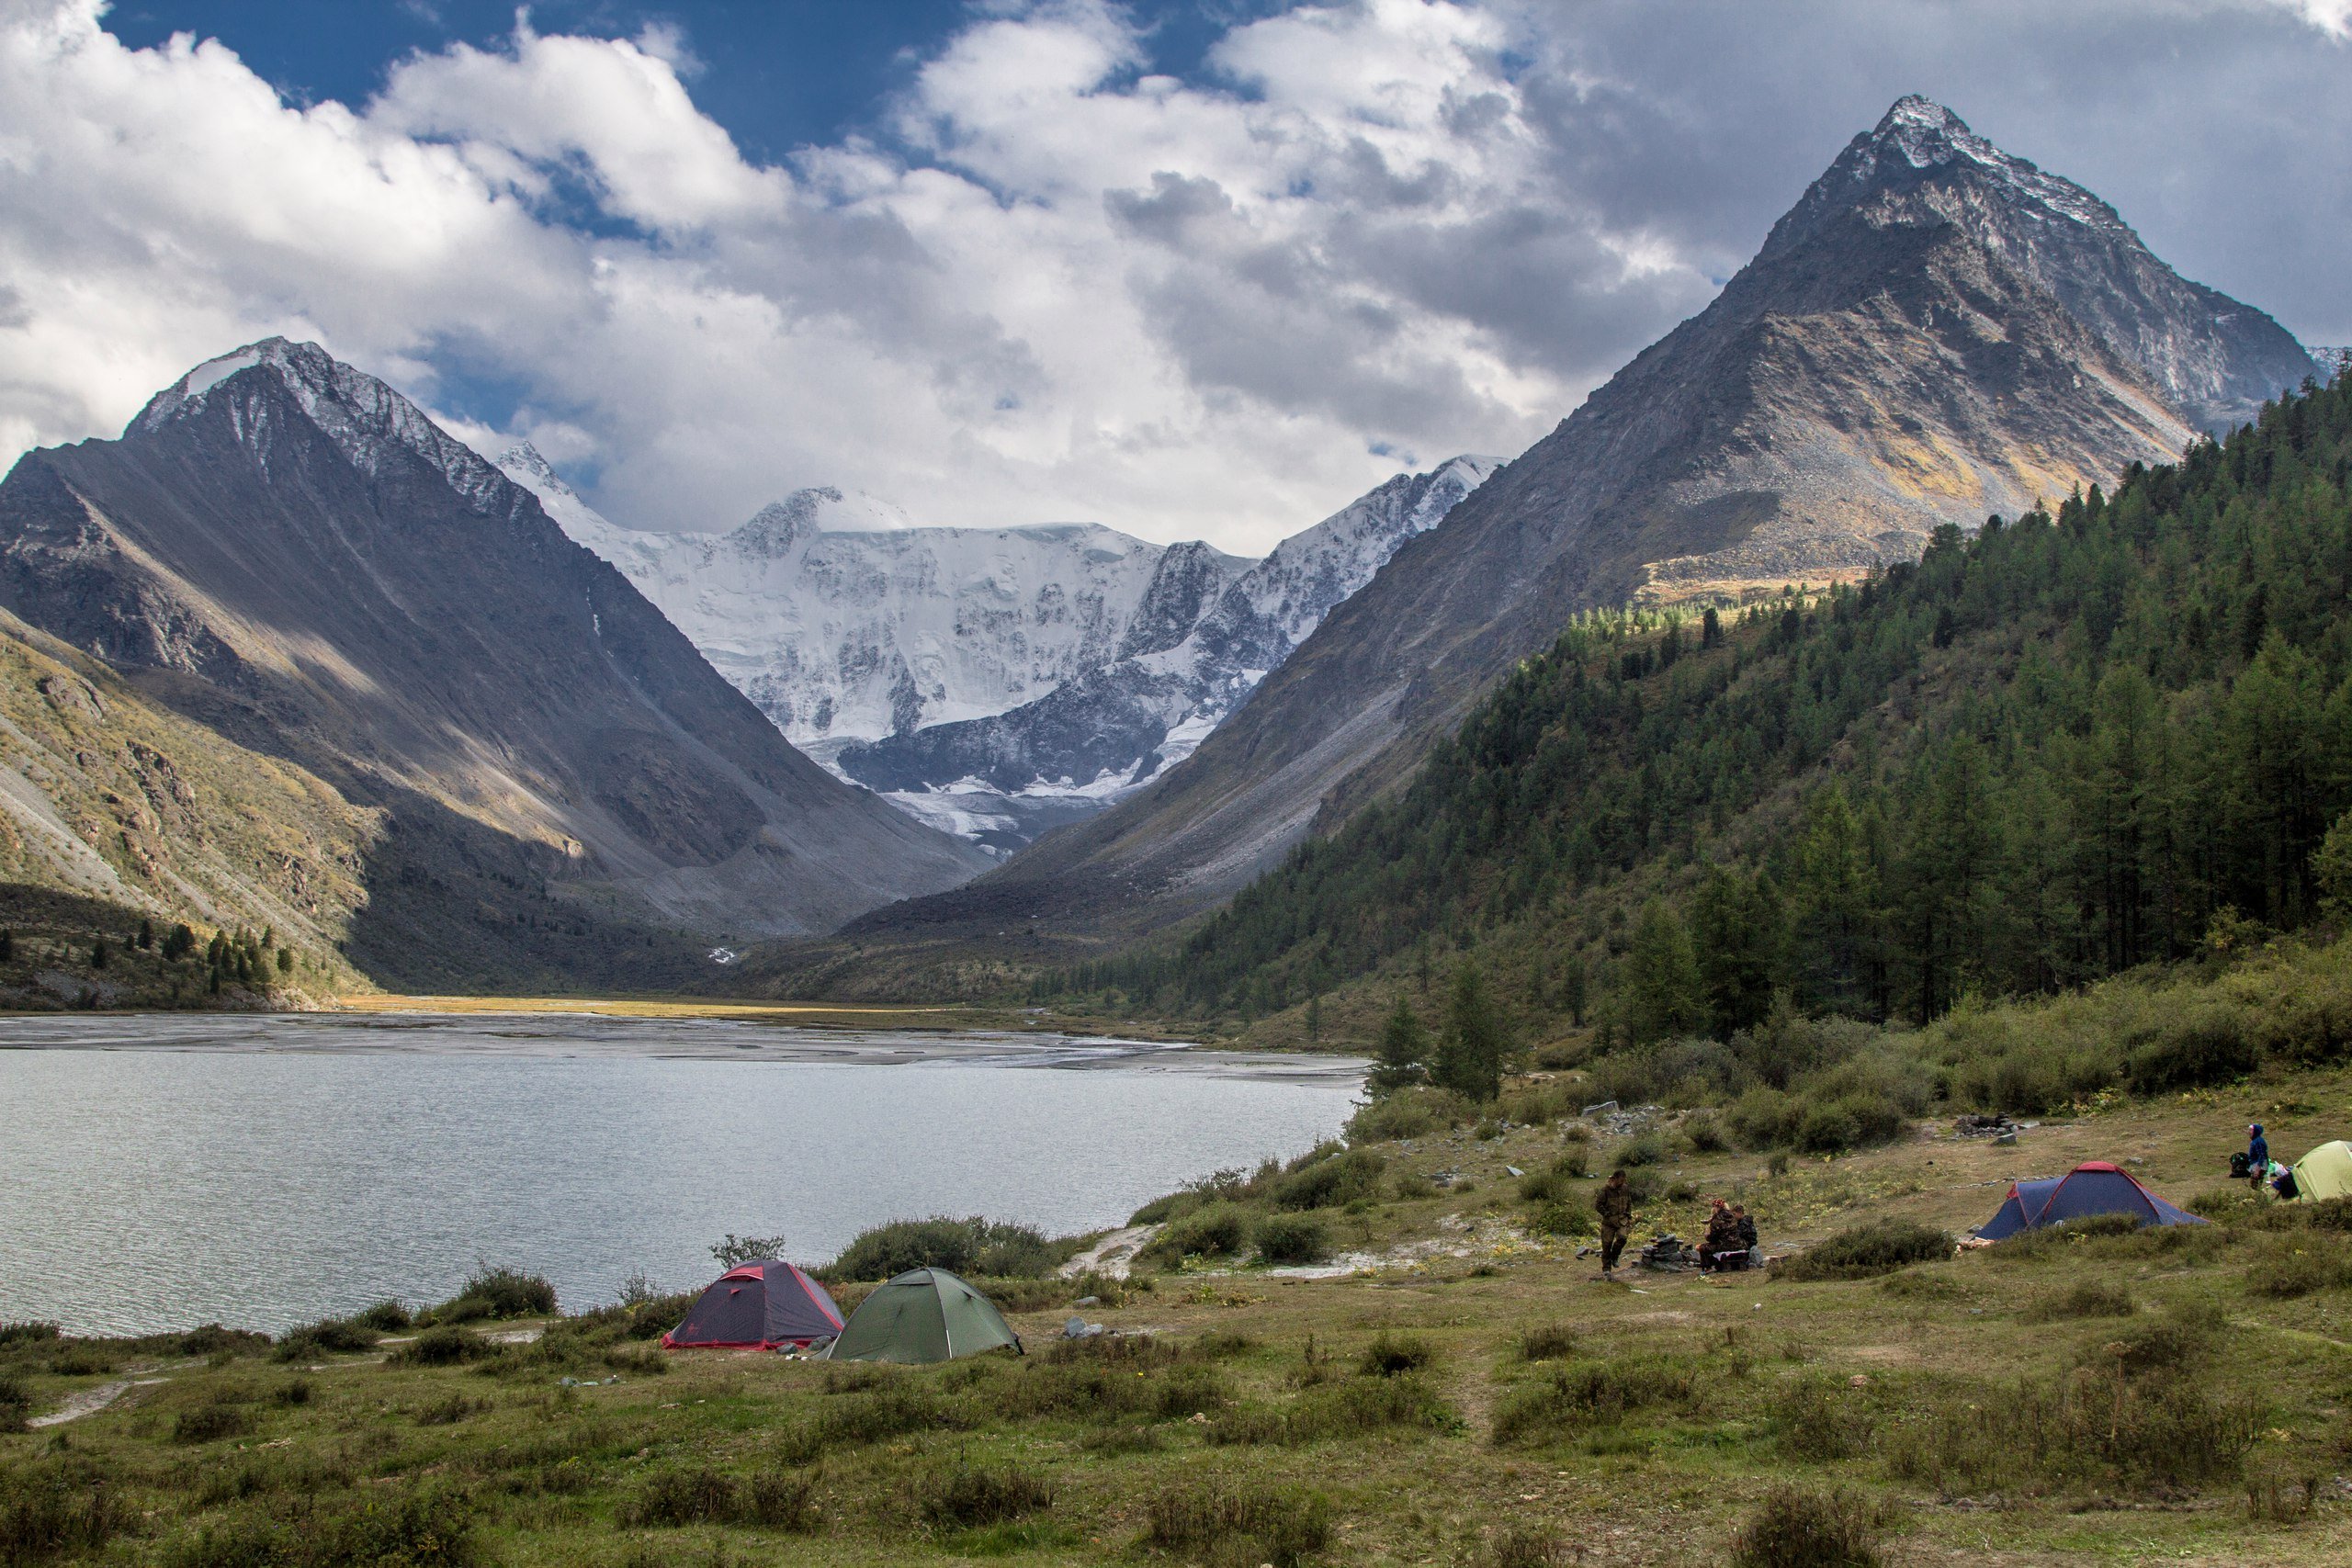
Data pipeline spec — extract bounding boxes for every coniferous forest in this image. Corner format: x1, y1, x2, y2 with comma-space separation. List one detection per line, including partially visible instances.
1051, 373, 2352, 1050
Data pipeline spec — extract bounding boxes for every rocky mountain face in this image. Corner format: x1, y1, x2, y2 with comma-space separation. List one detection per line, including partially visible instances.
0, 606, 379, 1007
508, 445, 1497, 855
0, 341, 988, 989
816, 96, 2324, 970
831, 457, 1498, 853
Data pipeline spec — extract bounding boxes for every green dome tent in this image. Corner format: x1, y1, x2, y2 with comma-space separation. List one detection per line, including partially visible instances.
827, 1268, 1023, 1364
2292, 1141, 2352, 1201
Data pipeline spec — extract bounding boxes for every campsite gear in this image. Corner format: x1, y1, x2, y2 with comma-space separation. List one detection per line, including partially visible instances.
2274, 1167, 2301, 1201
827, 1268, 1022, 1364
1973, 1161, 2206, 1240
1638, 1235, 1699, 1270
2231, 1152, 2253, 1179
2290, 1140, 2352, 1202
663, 1260, 843, 1350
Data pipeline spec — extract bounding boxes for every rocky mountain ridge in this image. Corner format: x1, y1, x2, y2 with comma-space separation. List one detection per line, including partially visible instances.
797, 96, 2324, 979
0, 340, 988, 988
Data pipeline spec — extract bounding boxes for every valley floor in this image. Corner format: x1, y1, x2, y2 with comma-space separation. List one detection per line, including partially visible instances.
6, 1067, 2350, 1565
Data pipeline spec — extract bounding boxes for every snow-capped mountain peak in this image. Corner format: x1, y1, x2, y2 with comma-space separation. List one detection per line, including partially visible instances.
494, 448, 1251, 751
137, 339, 509, 510
832, 454, 1502, 851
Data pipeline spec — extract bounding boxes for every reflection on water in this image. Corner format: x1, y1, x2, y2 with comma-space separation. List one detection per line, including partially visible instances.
0, 1012, 1363, 1335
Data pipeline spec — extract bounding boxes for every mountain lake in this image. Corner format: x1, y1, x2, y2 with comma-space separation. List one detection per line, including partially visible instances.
0, 1012, 1364, 1335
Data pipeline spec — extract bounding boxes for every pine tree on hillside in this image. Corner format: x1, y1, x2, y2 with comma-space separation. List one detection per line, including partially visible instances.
1432, 964, 1508, 1100
1625, 900, 1703, 1044
1368, 997, 1431, 1095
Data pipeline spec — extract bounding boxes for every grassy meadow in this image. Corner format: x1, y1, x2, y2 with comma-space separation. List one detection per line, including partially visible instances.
7, 1045, 2352, 1568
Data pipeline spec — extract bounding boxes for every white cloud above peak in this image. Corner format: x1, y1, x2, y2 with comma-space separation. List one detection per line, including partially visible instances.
0, 0, 2344, 552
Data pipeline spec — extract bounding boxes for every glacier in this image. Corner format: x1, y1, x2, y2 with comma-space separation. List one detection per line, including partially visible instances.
501, 446, 1498, 852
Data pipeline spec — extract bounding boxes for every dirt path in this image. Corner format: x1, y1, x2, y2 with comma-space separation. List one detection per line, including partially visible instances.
29, 1372, 169, 1427
1059, 1224, 1159, 1279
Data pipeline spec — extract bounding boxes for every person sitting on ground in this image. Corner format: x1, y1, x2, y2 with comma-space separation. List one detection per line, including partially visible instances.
1701, 1198, 1744, 1270
2247, 1123, 2269, 1193
1732, 1202, 1760, 1268
1597, 1169, 1634, 1275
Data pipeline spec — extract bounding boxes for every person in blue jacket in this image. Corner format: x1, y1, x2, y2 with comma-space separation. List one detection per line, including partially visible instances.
2247, 1123, 2269, 1191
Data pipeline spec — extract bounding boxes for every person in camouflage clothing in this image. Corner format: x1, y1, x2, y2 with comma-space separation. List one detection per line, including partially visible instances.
1597, 1169, 1634, 1274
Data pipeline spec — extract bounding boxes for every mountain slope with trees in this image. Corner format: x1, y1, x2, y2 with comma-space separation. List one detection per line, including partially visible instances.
832, 96, 2319, 970
1056, 372, 2352, 1049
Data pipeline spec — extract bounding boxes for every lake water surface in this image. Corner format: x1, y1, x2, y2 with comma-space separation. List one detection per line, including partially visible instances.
0, 1012, 1363, 1335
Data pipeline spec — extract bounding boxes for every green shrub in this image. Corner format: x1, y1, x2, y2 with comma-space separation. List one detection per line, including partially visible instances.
1519, 1325, 1577, 1361
1727, 1088, 1803, 1150
1774, 1221, 1951, 1281
0, 1323, 60, 1349
1210, 1373, 1456, 1446
1995, 1213, 2144, 1258
414, 1394, 482, 1427
2, 1460, 125, 1565
916, 1464, 1053, 1529
1142, 1203, 1256, 1266
2022, 1281, 2135, 1321
2109, 1301, 2228, 1373
1681, 1111, 1728, 1152
1270, 1149, 1386, 1211
1253, 1214, 1331, 1266
778, 1383, 964, 1462
1516, 1168, 1561, 1202
0, 1372, 28, 1433
1491, 1355, 1698, 1443
1795, 1101, 1860, 1154
826, 1216, 1066, 1280
40, 1345, 115, 1377
1729, 1487, 1879, 1568
1483, 1524, 1572, 1568
391, 1327, 499, 1368
172, 1403, 254, 1444
2124, 1005, 2257, 1091
355, 1302, 411, 1332
2247, 1233, 2352, 1298
1358, 1333, 1433, 1377
1774, 1380, 1871, 1462
1528, 1198, 1593, 1238
1885, 1356, 2255, 1494
1618, 1132, 1668, 1167
2187, 1185, 2258, 1220
450, 1267, 556, 1319
1142, 1483, 1330, 1568
177, 1325, 267, 1359
273, 1317, 378, 1362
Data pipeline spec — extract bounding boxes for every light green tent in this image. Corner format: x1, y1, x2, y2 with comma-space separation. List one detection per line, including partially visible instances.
826, 1268, 1023, 1364
2293, 1140, 2352, 1201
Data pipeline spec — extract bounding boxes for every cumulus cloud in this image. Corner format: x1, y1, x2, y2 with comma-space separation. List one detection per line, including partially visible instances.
0, 0, 2343, 554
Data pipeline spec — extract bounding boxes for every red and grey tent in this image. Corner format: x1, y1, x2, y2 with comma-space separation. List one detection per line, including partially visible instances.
662, 1260, 843, 1350
1973, 1161, 2204, 1240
